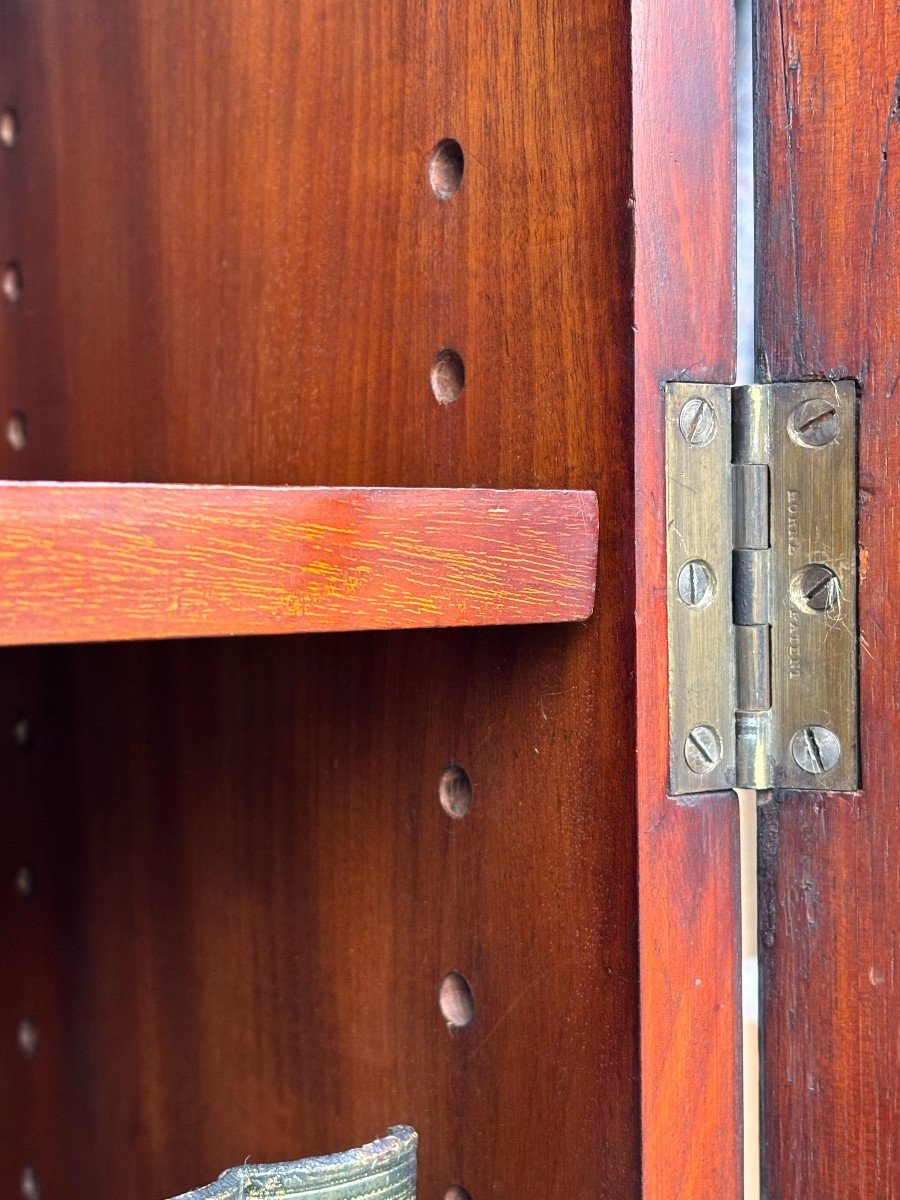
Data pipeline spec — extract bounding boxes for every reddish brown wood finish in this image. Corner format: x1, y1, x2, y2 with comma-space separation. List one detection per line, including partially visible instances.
633, 3, 742, 1198
755, 2, 899, 1195
0, 3, 639, 1200
0, 484, 598, 643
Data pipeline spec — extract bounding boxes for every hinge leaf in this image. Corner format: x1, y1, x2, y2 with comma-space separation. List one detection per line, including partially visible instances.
665, 380, 859, 796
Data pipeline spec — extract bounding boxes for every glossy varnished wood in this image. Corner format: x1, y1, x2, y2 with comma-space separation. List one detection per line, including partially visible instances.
633, 3, 742, 1197
755, 1, 899, 1195
0, 2, 637, 1200
0, 484, 598, 643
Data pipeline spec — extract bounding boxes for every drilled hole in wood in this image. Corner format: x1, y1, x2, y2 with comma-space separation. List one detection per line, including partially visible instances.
7, 410, 27, 450
17, 1017, 38, 1056
14, 866, 34, 898
429, 138, 464, 199
444, 1189, 472, 1200
0, 108, 19, 149
20, 1167, 40, 1200
439, 762, 472, 818
438, 971, 474, 1028
430, 348, 465, 405
3, 262, 23, 304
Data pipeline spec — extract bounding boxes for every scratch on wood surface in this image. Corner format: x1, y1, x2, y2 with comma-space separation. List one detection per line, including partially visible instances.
864, 74, 900, 375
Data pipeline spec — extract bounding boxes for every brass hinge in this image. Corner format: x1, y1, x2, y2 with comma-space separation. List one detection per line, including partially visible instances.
665, 380, 859, 795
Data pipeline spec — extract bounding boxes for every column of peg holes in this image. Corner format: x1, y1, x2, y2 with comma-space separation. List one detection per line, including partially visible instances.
13, 710, 40, 1200
428, 133, 472, 1200
0, 105, 25, 450
2, 99, 37, 1200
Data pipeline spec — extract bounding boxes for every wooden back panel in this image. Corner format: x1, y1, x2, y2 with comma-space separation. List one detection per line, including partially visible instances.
0, 3, 640, 1199
755, 1, 899, 1193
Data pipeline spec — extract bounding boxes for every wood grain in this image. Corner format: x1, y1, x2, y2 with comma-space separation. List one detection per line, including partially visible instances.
633, 2, 743, 1197
755, 1, 899, 1196
0, 2, 639, 1199
0, 484, 598, 643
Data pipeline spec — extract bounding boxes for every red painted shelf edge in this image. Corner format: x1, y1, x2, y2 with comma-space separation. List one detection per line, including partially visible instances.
0, 483, 599, 645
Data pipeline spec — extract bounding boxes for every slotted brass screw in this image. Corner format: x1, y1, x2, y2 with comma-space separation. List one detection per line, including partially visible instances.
678, 396, 717, 447
799, 564, 839, 612
790, 396, 840, 447
791, 725, 841, 775
684, 725, 722, 774
677, 559, 714, 608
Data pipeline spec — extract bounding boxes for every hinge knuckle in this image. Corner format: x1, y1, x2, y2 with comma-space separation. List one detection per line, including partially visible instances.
666, 380, 859, 796
733, 463, 769, 549
733, 549, 770, 626
735, 624, 771, 713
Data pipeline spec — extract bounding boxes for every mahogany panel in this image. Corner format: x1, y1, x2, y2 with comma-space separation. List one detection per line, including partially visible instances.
633, 2, 742, 1197
0, 3, 638, 1200
755, 1, 899, 1195
0, 484, 598, 643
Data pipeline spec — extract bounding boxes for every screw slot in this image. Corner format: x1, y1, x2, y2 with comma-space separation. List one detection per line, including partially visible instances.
677, 559, 716, 608
791, 725, 841, 775
684, 725, 722, 774
678, 396, 717, 447
791, 563, 840, 614
789, 396, 840, 447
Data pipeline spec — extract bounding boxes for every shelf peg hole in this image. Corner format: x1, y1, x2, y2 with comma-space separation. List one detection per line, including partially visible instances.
7, 410, 27, 450
439, 762, 473, 818
430, 348, 465, 405
20, 1167, 40, 1200
17, 1017, 38, 1056
14, 866, 34, 898
3, 262, 23, 304
429, 138, 464, 199
438, 971, 475, 1028
0, 108, 19, 149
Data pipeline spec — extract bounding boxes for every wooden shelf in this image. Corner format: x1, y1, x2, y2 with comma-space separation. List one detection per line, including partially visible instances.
0, 483, 598, 645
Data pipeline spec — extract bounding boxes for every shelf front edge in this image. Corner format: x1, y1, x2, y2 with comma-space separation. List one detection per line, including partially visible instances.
0, 483, 599, 645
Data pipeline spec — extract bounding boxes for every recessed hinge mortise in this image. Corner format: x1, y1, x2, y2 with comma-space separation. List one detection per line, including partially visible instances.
666, 380, 859, 795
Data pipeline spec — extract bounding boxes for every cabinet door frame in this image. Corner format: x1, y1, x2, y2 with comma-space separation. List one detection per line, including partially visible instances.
633, 3, 743, 1197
